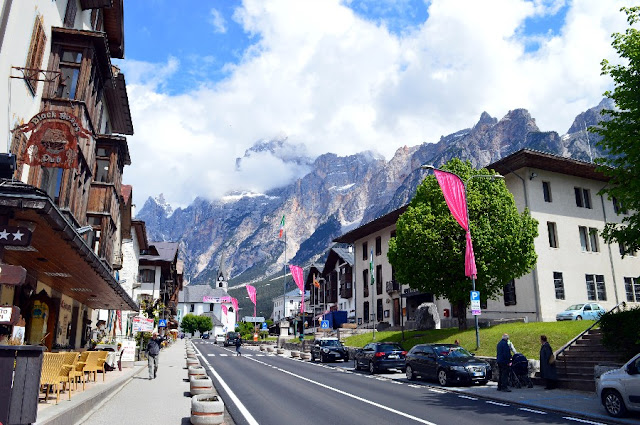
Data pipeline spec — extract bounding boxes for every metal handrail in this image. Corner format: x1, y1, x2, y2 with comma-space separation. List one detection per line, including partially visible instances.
555, 301, 626, 358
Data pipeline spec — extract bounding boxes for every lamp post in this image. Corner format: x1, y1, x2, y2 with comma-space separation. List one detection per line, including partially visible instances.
421, 164, 503, 350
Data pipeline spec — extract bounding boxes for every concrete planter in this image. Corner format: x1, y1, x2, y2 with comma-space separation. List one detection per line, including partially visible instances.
290, 351, 300, 358
277, 348, 285, 355
190, 376, 215, 396
188, 365, 207, 380
186, 357, 200, 368
300, 352, 311, 361
191, 394, 224, 425
267, 346, 275, 353
259, 345, 266, 351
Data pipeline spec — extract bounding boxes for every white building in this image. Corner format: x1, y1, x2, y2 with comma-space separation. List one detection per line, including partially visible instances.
271, 289, 308, 322
334, 149, 640, 328
177, 274, 236, 338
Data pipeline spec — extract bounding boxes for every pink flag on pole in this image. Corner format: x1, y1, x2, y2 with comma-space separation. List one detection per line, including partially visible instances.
246, 285, 257, 306
231, 297, 238, 312
433, 169, 477, 279
222, 305, 228, 316
289, 265, 305, 314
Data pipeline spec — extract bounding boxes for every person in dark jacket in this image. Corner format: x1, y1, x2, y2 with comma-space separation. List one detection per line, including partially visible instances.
147, 332, 165, 379
235, 335, 242, 356
496, 333, 513, 392
539, 335, 558, 389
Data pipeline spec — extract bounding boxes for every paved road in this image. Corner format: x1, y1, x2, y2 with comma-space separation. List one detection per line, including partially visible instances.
194, 341, 595, 425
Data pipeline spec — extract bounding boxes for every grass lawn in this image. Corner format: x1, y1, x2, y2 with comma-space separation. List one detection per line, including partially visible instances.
343, 321, 596, 360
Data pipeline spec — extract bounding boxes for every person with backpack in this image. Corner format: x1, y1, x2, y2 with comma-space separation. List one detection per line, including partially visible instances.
147, 332, 165, 379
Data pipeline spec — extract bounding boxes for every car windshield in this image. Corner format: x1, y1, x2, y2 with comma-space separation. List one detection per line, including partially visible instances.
433, 345, 472, 358
377, 344, 403, 352
227, 332, 239, 338
320, 340, 342, 347
566, 304, 584, 311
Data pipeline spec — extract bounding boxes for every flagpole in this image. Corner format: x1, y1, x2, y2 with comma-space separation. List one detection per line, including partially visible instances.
283, 229, 287, 330
371, 248, 376, 341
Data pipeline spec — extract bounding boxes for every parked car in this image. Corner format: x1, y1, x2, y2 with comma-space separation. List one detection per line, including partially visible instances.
215, 334, 225, 344
201, 332, 210, 339
556, 303, 606, 321
353, 342, 406, 374
404, 343, 491, 386
223, 331, 241, 347
310, 337, 349, 363
596, 352, 640, 417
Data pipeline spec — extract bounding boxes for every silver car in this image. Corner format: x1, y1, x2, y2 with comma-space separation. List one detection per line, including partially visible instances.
596, 353, 640, 417
555, 303, 605, 321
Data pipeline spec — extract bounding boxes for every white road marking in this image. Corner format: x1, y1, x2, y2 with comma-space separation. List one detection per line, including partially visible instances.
518, 408, 546, 415
219, 354, 228, 357
458, 395, 478, 400
193, 346, 259, 425
207, 354, 215, 357
408, 384, 422, 388
247, 356, 438, 425
562, 417, 606, 425
391, 381, 403, 385
486, 401, 510, 407
427, 388, 446, 394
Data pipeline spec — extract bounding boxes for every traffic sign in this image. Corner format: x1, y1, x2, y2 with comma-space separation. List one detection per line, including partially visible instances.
261, 322, 268, 330
320, 320, 329, 329
158, 319, 167, 328
470, 291, 481, 316
470, 291, 480, 301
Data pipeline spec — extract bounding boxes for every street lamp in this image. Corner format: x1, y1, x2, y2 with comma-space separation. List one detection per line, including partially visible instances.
421, 164, 503, 350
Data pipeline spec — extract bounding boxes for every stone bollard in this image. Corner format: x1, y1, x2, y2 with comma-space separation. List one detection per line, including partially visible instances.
300, 352, 311, 361
190, 376, 215, 396
267, 346, 275, 353
290, 351, 300, 358
191, 394, 224, 425
186, 357, 200, 368
188, 365, 207, 380
277, 348, 285, 355
259, 345, 266, 352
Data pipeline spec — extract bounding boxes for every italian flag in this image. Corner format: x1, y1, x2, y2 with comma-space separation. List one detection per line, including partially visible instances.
278, 215, 285, 238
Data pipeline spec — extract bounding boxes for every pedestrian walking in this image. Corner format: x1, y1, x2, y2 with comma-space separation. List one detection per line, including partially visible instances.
496, 333, 512, 392
147, 332, 164, 379
235, 335, 242, 356
539, 335, 558, 389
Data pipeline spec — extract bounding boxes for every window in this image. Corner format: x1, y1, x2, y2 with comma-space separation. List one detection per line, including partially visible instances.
139, 269, 156, 283
390, 230, 396, 239
586, 274, 606, 301
362, 270, 369, 298
362, 242, 368, 261
542, 181, 552, 202
375, 236, 382, 256
95, 158, 110, 183
613, 197, 627, 215
619, 242, 637, 257
376, 265, 382, 295
624, 277, 640, 302
503, 280, 516, 306
575, 187, 592, 209
24, 16, 47, 93
41, 168, 64, 204
64, 0, 78, 28
547, 222, 558, 248
56, 50, 83, 99
190, 304, 194, 313
209, 304, 214, 312
579, 226, 600, 252
376, 299, 383, 321
363, 301, 369, 323
553, 272, 565, 300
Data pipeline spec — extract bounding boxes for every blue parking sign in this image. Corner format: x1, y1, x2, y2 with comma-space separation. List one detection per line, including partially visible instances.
470, 291, 480, 301
261, 322, 268, 330
320, 320, 329, 329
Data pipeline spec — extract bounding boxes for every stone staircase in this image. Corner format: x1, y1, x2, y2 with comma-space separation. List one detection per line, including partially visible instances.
553, 329, 624, 392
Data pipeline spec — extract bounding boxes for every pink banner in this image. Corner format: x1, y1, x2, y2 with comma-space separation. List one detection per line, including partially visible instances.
289, 265, 305, 314
231, 297, 238, 312
433, 169, 477, 279
222, 305, 228, 316
246, 285, 257, 306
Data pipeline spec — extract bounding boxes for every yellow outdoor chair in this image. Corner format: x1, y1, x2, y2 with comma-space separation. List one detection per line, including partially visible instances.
60, 352, 81, 397
83, 351, 101, 382
39, 353, 67, 404
73, 351, 90, 390
95, 351, 109, 381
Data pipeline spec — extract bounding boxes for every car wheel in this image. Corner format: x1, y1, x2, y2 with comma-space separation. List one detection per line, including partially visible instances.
478, 380, 488, 386
320, 354, 326, 363
603, 389, 627, 418
576, 315, 582, 320
406, 365, 416, 381
437, 369, 449, 386
369, 361, 376, 375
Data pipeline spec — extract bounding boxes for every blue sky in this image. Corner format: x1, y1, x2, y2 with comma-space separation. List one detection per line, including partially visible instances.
118, 0, 631, 208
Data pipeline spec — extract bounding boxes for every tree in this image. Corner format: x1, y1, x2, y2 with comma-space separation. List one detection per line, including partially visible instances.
180, 314, 199, 335
195, 316, 213, 334
388, 158, 538, 330
592, 6, 640, 256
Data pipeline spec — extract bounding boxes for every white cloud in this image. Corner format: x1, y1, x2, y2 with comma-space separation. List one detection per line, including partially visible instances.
210, 8, 227, 34
121, 0, 633, 208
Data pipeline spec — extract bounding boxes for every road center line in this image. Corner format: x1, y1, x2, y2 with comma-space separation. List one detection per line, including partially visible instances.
458, 395, 478, 400
194, 346, 259, 425
518, 408, 546, 415
486, 401, 510, 407
247, 356, 438, 425
562, 417, 606, 425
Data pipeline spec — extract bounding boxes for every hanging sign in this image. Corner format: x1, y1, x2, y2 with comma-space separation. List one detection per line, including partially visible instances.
0, 306, 20, 325
15, 110, 91, 169
0, 263, 28, 283
132, 316, 154, 332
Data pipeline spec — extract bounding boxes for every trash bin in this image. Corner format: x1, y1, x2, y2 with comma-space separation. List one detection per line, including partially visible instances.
0, 345, 45, 425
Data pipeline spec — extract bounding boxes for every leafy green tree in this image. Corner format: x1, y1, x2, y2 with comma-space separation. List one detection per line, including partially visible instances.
388, 158, 538, 330
180, 314, 199, 334
592, 6, 640, 256
195, 316, 213, 334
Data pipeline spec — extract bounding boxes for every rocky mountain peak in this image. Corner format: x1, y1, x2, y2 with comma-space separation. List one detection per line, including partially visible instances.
474, 111, 497, 129
566, 98, 614, 134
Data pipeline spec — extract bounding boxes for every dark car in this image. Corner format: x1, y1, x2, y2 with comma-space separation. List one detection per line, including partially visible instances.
310, 337, 349, 363
223, 331, 240, 347
201, 332, 210, 339
353, 342, 406, 374
405, 343, 491, 386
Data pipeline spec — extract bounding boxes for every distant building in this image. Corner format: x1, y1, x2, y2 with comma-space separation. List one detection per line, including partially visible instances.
178, 273, 236, 337
271, 289, 308, 322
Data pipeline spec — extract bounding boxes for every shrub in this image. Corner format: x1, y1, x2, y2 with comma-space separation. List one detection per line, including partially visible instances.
600, 305, 640, 361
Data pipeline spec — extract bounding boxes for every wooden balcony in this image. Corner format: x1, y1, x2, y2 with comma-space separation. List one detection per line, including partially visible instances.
386, 280, 400, 294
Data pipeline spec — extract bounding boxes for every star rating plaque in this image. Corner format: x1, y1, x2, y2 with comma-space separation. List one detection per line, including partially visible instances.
0, 226, 32, 247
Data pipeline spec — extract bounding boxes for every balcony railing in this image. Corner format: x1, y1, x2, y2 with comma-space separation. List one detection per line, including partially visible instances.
340, 285, 353, 299
386, 280, 400, 294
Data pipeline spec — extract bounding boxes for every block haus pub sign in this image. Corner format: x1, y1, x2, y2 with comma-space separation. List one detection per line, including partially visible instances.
14, 110, 90, 169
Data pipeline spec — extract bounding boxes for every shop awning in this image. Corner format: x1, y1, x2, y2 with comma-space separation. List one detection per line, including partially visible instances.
0, 184, 138, 310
